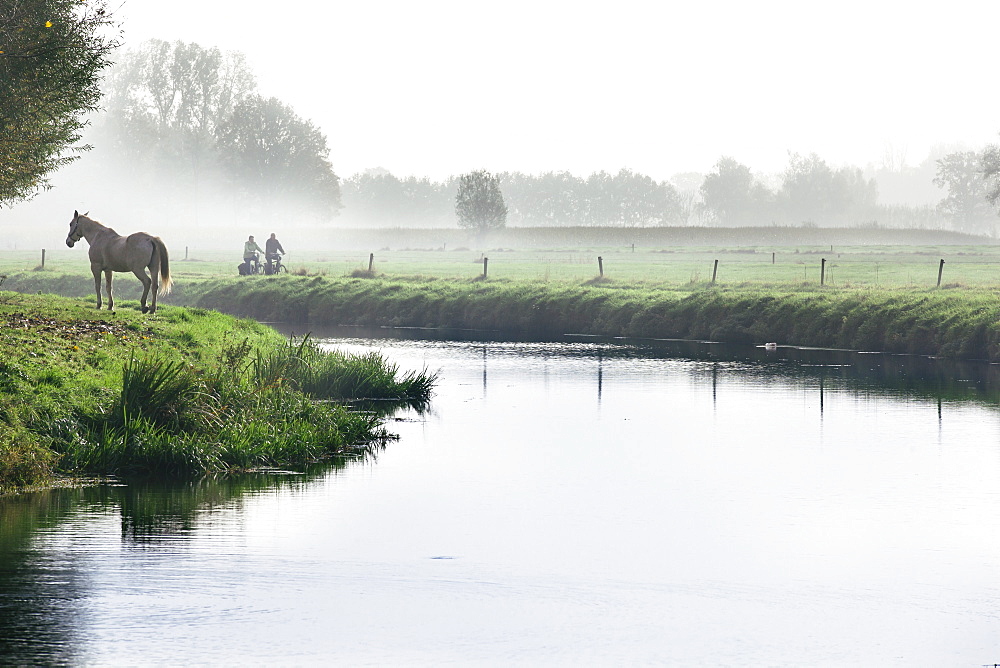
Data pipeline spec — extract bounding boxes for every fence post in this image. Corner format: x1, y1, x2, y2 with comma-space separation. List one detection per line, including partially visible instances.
711, 259, 719, 284
937, 258, 945, 287
598, 256, 604, 277
821, 258, 826, 286
41, 249, 45, 269
368, 253, 374, 273
483, 257, 488, 278
772, 251, 775, 265
185, 246, 189, 261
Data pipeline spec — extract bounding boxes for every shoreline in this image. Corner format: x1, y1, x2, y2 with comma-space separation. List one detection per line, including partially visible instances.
0, 292, 434, 495
4, 273, 999, 361
185, 277, 1000, 362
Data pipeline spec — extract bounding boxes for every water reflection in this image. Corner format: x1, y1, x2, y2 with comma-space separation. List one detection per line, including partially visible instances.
275, 323, 1000, 406
597, 351, 603, 404
108, 473, 328, 545
0, 488, 87, 664
712, 361, 718, 409
0, 471, 337, 664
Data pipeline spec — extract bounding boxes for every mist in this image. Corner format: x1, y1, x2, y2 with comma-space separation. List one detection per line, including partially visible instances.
2, 30, 998, 254
0, 137, 990, 257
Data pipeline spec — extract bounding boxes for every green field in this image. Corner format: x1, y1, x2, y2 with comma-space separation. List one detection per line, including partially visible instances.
5, 233, 1000, 364
9, 241, 1000, 289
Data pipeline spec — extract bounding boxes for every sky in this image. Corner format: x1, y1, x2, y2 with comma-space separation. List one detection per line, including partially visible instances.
115, 0, 999, 182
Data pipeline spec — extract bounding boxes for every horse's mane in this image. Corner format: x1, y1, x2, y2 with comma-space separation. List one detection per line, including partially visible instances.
82, 214, 117, 235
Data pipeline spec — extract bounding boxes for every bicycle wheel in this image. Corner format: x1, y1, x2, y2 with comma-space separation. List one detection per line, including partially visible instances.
256, 262, 266, 275
277, 262, 287, 273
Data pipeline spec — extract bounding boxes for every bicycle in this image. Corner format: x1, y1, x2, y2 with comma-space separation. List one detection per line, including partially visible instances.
239, 253, 262, 276
265, 253, 287, 275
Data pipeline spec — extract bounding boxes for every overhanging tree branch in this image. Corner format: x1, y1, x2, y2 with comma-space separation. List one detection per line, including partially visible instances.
0, 0, 120, 205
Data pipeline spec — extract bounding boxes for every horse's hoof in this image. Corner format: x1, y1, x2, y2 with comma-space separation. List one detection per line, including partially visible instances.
142, 306, 149, 314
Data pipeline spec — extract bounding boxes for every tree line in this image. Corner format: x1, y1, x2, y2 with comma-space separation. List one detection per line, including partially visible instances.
345, 152, 1000, 235
3, 10, 1000, 236
3, 29, 341, 226
87, 39, 340, 222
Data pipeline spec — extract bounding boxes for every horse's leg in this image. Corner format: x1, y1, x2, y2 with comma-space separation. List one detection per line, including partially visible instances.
134, 267, 153, 314
91, 267, 102, 309
105, 270, 115, 311
149, 263, 159, 314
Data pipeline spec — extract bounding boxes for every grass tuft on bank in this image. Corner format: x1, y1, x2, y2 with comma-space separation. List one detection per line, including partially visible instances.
0, 292, 435, 491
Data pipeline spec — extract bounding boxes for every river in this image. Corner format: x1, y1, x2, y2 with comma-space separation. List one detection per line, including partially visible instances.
2, 329, 999, 666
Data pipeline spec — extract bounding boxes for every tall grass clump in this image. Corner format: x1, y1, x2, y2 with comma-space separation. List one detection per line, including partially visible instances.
114, 354, 218, 431
63, 418, 224, 477
304, 348, 436, 402
253, 335, 437, 403
64, 355, 224, 476
60, 335, 430, 478
0, 426, 57, 492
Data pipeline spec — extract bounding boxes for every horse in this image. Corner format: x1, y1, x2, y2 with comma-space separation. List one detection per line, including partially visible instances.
65, 210, 173, 314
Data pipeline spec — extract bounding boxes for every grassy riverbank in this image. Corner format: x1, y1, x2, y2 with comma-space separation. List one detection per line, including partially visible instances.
5, 270, 1000, 359
0, 292, 435, 494
171, 276, 1000, 360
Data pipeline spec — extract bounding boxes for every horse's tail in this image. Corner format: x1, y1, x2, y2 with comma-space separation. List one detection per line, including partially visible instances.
154, 237, 173, 294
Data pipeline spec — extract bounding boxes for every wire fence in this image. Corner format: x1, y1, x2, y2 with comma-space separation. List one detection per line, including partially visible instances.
8, 247, 1000, 289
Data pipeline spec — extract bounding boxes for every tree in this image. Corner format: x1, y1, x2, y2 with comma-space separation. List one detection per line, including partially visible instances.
0, 0, 120, 205
341, 169, 453, 226
670, 172, 704, 225
98, 39, 256, 165
933, 150, 996, 233
500, 171, 584, 226
215, 95, 341, 219
455, 170, 507, 236
499, 169, 684, 227
700, 157, 772, 225
84, 40, 340, 222
582, 169, 683, 226
780, 153, 877, 226
982, 143, 1000, 209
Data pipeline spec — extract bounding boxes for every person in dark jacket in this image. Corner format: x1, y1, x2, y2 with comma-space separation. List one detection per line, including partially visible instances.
265, 233, 285, 271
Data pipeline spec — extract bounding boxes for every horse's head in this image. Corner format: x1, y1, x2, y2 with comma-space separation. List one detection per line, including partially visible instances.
66, 210, 86, 247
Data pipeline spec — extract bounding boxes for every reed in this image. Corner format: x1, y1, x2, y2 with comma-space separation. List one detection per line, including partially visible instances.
65, 359, 398, 477
231, 333, 437, 402
114, 355, 216, 431
62, 418, 224, 477
286, 338, 437, 401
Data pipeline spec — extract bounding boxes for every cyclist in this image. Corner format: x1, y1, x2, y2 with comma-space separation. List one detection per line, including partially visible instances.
265, 232, 285, 273
243, 235, 264, 274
